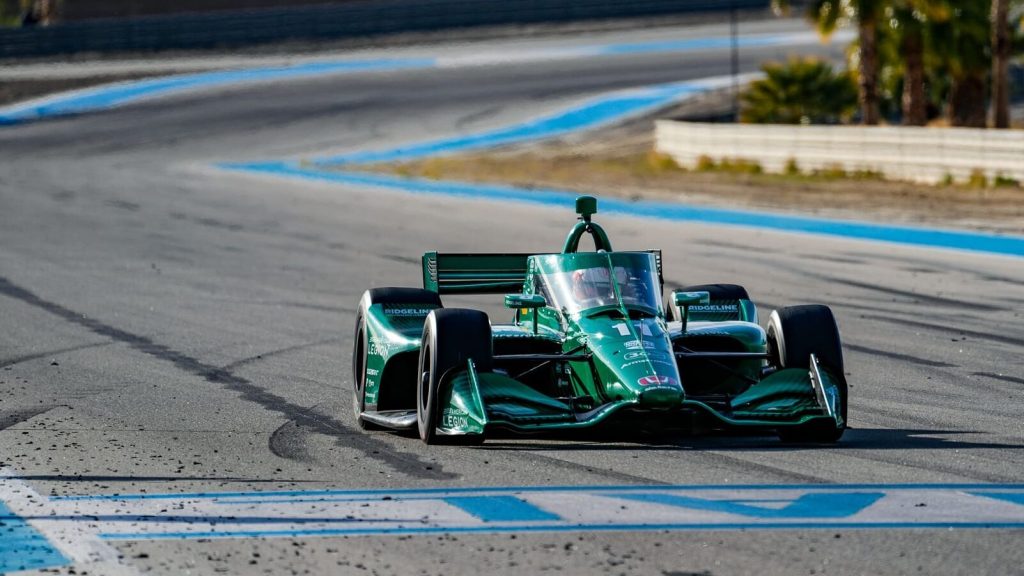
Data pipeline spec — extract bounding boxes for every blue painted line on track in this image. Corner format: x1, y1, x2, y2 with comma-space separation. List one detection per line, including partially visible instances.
0, 58, 435, 125
314, 82, 703, 165
100, 520, 1024, 541
595, 34, 790, 55
0, 32, 797, 126
444, 496, 560, 522
0, 500, 68, 573
51, 483, 1024, 502
970, 492, 1024, 507
614, 492, 885, 519
221, 162, 1024, 258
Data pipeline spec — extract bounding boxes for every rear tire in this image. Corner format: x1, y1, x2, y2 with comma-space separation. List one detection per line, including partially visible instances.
767, 305, 847, 443
678, 283, 750, 300
352, 287, 442, 430
417, 309, 492, 445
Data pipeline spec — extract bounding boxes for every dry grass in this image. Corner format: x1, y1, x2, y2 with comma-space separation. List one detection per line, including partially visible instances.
358, 147, 1024, 234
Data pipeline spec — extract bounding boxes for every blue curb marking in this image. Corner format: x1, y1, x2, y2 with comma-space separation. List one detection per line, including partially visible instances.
595, 34, 793, 55
222, 162, 1024, 258
614, 492, 885, 519
51, 482, 1024, 502
970, 492, 1024, 507
0, 32, 800, 126
101, 521, 1024, 541
41, 485, 1024, 540
314, 82, 703, 165
0, 500, 68, 573
444, 496, 560, 522
0, 58, 434, 125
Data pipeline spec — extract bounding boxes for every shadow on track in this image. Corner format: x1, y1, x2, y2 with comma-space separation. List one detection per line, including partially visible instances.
9, 474, 336, 483
474, 428, 1024, 452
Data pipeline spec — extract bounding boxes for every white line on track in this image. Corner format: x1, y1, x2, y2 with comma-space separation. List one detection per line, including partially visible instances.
0, 467, 139, 575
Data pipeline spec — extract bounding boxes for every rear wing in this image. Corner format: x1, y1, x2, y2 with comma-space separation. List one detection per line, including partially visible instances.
422, 250, 663, 296
422, 252, 531, 295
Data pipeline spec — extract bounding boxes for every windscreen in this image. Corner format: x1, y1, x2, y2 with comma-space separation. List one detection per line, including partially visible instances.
535, 253, 661, 315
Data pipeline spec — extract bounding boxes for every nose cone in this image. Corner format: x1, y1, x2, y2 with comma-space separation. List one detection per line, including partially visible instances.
582, 316, 683, 406
618, 354, 684, 407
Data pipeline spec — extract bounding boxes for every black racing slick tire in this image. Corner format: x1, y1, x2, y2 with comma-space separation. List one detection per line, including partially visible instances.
352, 288, 442, 430
417, 309, 492, 445
669, 283, 749, 321
767, 305, 847, 443
679, 283, 750, 300
766, 305, 843, 374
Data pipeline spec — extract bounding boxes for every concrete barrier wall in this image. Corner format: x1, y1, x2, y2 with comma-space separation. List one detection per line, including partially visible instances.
655, 120, 1024, 184
0, 0, 767, 58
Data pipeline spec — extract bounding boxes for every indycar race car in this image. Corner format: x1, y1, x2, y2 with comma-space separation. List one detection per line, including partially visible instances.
351, 196, 847, 444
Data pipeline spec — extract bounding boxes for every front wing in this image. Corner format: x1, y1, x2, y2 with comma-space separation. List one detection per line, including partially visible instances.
433, 356, 844, 438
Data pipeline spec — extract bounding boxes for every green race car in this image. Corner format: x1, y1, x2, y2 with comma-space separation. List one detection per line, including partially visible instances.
352, 196, 847, 444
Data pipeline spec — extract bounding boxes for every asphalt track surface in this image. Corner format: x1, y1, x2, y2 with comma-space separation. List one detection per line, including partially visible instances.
1, 18, 1023, 576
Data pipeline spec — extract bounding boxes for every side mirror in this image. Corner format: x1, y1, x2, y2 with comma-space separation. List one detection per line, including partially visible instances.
505, 293, 546, 309
672, 290, 710, 332
506, 293, 546, 334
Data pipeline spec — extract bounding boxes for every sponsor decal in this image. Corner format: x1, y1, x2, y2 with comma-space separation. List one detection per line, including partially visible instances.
689, 304, 738, 313
637, 375, 678, 387
369, 335, 391, 357
384, 307, 433, 316
622, 359, 675, 369
641, 385, 680, 393
625, 351, 670, 362
441, 407, 469, 429
624, 340, 656, 350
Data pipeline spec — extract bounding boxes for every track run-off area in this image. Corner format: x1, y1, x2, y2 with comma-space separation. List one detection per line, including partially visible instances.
1, 17, 1022, 575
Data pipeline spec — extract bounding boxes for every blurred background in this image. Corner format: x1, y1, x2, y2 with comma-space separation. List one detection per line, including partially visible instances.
1, 0, 1021, 129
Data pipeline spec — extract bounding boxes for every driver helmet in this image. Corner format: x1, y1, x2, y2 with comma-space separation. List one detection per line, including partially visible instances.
572, 267, 612, 301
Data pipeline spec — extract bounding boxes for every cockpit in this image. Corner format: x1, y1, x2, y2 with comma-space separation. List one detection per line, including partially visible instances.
531, 252, 663, 316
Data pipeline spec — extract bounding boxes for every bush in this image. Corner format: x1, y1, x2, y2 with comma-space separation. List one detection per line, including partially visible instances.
994, 174, 1021, 188
695, 155, 717, 171
644, 150, 682, 173
815, 164, 849, 179
719, 158, 763, 175
741, 57, 859, 125
784, 158, 801, 175
967, 169, 988, 188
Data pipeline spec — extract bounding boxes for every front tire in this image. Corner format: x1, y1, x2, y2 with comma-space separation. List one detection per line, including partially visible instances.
417, 309, 492, 444
767, 305, 847, 443
352, 287, 442, 430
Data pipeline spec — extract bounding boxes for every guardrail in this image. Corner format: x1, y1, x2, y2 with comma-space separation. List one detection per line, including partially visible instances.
655, 120, 1024, 184
0, 0, 768, 58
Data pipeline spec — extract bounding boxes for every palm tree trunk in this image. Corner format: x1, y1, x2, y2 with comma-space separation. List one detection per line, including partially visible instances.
950, 73, 988, 128
857, 16, 881, 125
991, 0, 1010, 128
901, 22, 927, 126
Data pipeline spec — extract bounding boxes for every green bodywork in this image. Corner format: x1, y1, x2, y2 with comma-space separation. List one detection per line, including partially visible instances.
357, 197, 845, 441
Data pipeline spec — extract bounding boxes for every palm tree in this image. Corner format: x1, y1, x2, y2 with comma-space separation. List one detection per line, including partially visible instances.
929, 0, 992, 127
741, 57, 859, 124
773, 0, 886, 125
893, 3, 929, 125
992, 0, 1011, 128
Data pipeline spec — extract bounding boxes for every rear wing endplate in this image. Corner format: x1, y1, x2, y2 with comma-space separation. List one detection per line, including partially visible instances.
422, 250, 663, 296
